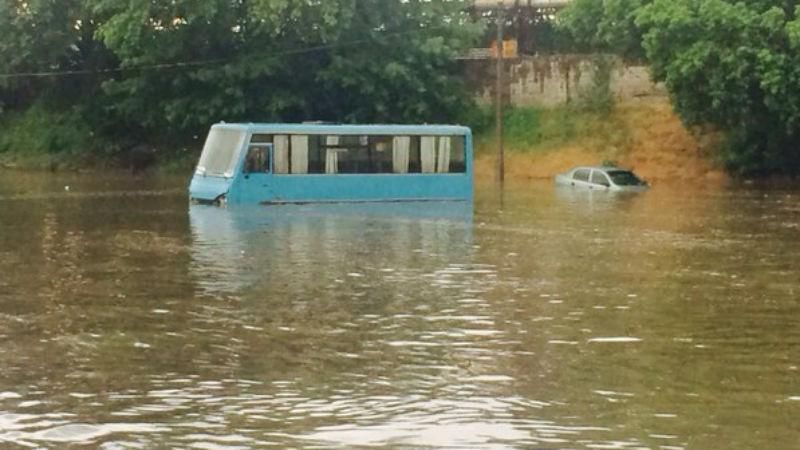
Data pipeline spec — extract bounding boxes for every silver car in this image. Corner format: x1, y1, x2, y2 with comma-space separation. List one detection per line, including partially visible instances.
555, 166, 648, 192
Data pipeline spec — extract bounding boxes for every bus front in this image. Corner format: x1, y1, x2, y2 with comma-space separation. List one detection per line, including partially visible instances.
189, 125, 247, 205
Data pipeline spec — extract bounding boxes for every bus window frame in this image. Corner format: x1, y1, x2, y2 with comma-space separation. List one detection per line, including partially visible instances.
243, 142, 273, 175
246, 133, 469, 176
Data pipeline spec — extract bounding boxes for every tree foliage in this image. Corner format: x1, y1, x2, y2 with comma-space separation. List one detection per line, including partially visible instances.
559, 0, 800, 175
0, 1, 104, 108
0, 0, 482, 153
558, 0, 649, 60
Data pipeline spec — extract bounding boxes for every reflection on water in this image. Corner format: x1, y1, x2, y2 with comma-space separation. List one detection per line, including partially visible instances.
1, 172, 799, 449
189, 202, 474, 295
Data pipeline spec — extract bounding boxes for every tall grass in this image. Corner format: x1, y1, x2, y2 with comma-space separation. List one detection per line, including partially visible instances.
474, 105, 629, 154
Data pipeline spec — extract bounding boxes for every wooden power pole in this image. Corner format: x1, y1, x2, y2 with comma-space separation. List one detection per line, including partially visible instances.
495, 4, 505, 185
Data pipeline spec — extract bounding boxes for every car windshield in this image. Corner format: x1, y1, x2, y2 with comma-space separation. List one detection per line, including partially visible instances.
606, 170, 645, 186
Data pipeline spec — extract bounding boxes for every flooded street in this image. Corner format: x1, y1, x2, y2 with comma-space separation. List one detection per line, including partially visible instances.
0, 170, 798, 449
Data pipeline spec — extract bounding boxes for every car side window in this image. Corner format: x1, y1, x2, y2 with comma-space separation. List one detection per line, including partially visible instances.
573, 169, 590, 182
591, 170, 610, 186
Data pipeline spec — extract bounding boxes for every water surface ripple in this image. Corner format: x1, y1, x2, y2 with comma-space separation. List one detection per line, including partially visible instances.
0, 173, 798, 449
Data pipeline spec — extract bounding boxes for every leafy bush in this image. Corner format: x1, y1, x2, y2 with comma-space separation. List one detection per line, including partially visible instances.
0, 102, 121, 171
576, 56, 615, 115
0, 103, 98, 155
503, 107, 544, 147
473, 106, 583, 153
459, 104, 493, 136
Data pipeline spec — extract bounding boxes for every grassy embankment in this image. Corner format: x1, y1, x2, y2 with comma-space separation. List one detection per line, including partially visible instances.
473, 98, 725, 184
1, 97, 724, 182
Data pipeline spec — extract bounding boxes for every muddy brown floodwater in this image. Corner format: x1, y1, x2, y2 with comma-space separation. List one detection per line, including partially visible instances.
0, 171, 798, 449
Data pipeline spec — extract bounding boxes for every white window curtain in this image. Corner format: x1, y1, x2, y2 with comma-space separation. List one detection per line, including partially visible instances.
274, 135, 289, 174
392, 136, 410, 174
290, 135, 309, 174
325, 136, 340, 174
436, 137, 451, 173
421, 136, 437, 173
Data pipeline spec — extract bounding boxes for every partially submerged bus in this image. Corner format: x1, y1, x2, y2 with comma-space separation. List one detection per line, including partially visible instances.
189, 123, 473, 205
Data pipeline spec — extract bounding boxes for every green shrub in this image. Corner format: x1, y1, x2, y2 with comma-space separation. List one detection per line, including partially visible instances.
485, 106, 580, 151
575, 56, 615, 115
503, 107, 541, 147
0, 103, 98, 156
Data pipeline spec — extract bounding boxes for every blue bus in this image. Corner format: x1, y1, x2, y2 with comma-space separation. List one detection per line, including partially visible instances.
189, 123, 473, 205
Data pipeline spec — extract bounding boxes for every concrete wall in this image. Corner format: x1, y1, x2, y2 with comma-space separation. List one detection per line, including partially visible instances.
463, 55, 666, 107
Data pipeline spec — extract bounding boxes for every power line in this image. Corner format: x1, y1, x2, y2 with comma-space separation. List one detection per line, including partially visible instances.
0, 24, 461, 80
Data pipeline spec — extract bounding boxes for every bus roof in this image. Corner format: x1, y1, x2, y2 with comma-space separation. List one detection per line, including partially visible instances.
210, 123, 471, 136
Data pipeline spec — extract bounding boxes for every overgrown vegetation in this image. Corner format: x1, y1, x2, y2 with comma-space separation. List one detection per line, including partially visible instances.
473, 54, 620, 155
557, 0, 800, 176
0, 103, 105, 169
474, 102, 630, 159
0, 0, 483, 169
576, 56, 615, 115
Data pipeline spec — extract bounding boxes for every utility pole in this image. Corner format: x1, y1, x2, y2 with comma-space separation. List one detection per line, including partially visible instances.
495, 3, 505, 185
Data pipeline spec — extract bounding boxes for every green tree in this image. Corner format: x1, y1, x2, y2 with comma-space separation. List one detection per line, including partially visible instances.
636, 0, 800, 174
558, 0, 649, 60
1, 0, 482, 158
88, 0, 481, 142
559, 0, 800, 175
0, 0, 106, 108
0, 0, 114, 157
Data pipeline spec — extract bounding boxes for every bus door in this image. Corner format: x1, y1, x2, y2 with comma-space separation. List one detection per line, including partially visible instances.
240, 143, 275, 202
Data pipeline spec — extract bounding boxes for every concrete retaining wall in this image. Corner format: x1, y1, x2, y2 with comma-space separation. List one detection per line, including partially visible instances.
463, 55, 666, 107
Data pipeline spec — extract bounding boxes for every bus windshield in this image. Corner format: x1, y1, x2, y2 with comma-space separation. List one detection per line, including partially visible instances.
197, 128, 245, 177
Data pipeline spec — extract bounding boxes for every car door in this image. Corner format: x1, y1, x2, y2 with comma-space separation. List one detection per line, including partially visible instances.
589, 169, 611, 190
571, 168, 592, 188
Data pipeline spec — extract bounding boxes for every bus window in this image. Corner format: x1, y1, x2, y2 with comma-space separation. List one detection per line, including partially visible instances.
392, 136, 411, 173
370, 136, 393, 173
421, 136, 437, 173
290, 135, 309, 174
250, 134, 272, 144
246, 134, 273, 173
274, 135, 289, 174
419, 136, 466, 174
449, 137, 466, 173
244, 146, 270, 173
253, 133, 467, 175
323, 135, 366, 173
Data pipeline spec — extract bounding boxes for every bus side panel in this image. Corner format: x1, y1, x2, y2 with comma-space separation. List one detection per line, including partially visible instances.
230, 173, 472, 204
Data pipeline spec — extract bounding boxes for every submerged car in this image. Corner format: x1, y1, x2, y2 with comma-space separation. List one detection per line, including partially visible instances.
555, 166, 648, 192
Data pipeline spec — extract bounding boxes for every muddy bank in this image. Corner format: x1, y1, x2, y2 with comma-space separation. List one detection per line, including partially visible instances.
474, 99, 726, 184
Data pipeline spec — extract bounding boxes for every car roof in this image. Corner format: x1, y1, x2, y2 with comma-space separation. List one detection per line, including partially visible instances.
570, 166, 631, 173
